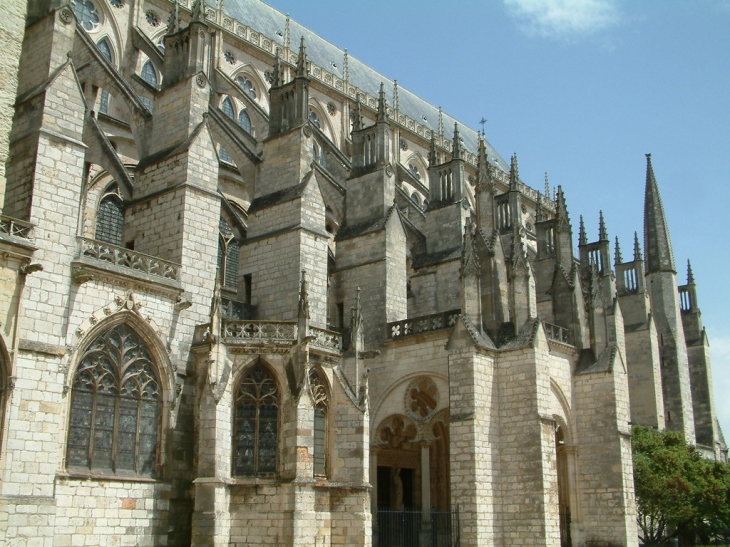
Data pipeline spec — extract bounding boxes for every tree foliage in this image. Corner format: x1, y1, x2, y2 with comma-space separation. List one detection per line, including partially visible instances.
632, 425, 730, 545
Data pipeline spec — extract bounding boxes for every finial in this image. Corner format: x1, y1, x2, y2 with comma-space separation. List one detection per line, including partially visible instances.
579, 215, 587, 246
509, 153, 519, 189
438, 106, 443, 136
598, 210, 608, 241
479, 117, 487, 135
271, 48, 282, 87
352, 94, 362, 131
284, 14, 291, 50
192, 0, 205, 22
167, 0, 180, 34
393, 80, 399, 111
377, 82, 387, 122
428, 134, 437, 167
633, 231, 643, 261
296, 36, 307, 78
614, 236, 622, 265
687, 259, 695, 284
544, 173, 550, 198
452, 123, 462, 160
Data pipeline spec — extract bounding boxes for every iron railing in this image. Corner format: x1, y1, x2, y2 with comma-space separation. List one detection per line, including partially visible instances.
376, 508, 460, 547
79, 237, 180, 281
387, 310, 460, 340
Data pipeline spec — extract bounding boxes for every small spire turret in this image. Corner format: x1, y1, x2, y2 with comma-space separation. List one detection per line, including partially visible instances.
556, 186, 570, 228
352, 94, 362, 131
271, 48, 282, 87
167, 0, 181, 34
192, 0, 205, 22
579, 215, 587, 246
452, 123, 462, 160
428, 134, 437, 167
633, 231, 643, 261
296, 36, 308, 78
376, 82, 387, 123
509, 153, 519, 190
598, 210, 608, 241
687, 259, 695, 285
615, 236, 622, 265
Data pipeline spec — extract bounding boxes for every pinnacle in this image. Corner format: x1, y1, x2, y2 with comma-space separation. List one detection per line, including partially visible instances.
615, 236, 622, 265
509, 153, 519, 189
377, 82, 387, 122
633, 231, 643, 261
579, 215, 587, 246
644, 154, 676, 273
296, 36, 308, 77
598, 210, 608, 241
687, 259, 695, 284
452, 123, 462, 159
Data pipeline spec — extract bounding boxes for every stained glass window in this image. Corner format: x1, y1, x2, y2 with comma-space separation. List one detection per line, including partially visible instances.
140, 96, 154, 112
71, 0, 100, 31
235, 364, 279, 476
98, 89, 110, 115
238, 109, 252, 134
96, 38, 112, 63
221, 97, 235, 120
219, 146, 233, 164
141, 61, 158, 88
309, 367, 328, 477
67, 323, 161, 476
235, 75, 256, 99
96, 191, 123, 245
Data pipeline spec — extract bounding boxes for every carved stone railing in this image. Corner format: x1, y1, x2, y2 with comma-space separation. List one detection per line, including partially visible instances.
0, 215, 34, 239
223, 320, 297, 342
310, 326, 342, 351
387, 309, 460, 340
221, 297, 255, 320
79, 237, 180, 281
544, 322, 573, 346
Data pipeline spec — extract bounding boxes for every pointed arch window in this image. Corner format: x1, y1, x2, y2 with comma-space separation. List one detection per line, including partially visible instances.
410, 192, 420, 207
96, 38, 113, 63
96, 185, 124, 246
234, 364, 279, 476
309, 109, 321, 129
238, 109, 252, 134
141, 61, 158, 88
217, 217, 239, 288
222, 97, 235, 120
309, 367, 329, 477
67, 323, 162, 476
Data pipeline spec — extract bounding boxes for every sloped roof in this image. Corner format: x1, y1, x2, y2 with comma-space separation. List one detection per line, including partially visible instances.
215, 0, 510, 172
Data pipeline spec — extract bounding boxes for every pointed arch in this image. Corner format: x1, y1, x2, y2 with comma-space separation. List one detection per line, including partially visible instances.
65, 316, 171, 477
233, 359, 280, 476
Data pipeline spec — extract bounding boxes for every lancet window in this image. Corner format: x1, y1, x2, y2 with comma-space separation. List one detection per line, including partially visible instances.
66, 323, 162, 476
238, 108, 252, 134
234, 363, 279, 476
222, 97, 235, 120
141, 61, 158, 88
95, 183, 123, 246
217, 217, 239, 288
309, 367, 329, 477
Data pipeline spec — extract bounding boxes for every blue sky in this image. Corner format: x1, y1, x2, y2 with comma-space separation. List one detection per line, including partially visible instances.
266, 0, 730, 437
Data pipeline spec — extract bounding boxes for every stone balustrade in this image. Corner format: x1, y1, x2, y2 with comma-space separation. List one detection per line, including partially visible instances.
79, 237, 181, 281
543, 322, 573, 346
387, 309, 461, 340
222, 320, 342, 352
0, 215, 34, 239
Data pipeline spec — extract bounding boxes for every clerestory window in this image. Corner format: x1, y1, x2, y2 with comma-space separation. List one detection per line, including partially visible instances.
141, 61, 158, 88
238, 109, 252, 134
234, 363, 279, 476
222, 97, 235, 120
309, 367, 329, 477
217, 217, 239, 288
66, 323, 162, 476
96, 186, 123, 246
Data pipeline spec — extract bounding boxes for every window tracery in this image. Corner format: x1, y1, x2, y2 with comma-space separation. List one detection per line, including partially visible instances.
71, 0, 101, 31
236, 75, 257, 99
234, 363, 279, 476
67, 323, 162, 476
309, 367, 328, 477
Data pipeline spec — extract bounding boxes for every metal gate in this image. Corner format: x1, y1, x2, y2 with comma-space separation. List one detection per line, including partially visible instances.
375, 508, 460, 547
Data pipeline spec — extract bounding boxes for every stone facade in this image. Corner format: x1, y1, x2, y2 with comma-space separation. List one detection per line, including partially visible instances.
0, 1, 724, 546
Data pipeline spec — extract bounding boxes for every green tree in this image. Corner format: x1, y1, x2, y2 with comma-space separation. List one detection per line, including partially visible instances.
632, 425, 730, 545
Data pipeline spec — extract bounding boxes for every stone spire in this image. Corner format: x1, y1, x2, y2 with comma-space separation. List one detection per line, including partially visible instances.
598, 210, 608, 241
192, 0, 205, 22
615, 236, 622, 265
579, 215, 587, 246
687, 259, 695, 285
428, 134, 437, 167
452, 123, 462, 160
633, 231, 643, 261
509, 153, 519, 190
376, 82, 387, 123
271, 48, 282, 87
167, 0, 181, 34
296, 36, 308, 78
352, 94, 362, 132
644, 154, 676, 273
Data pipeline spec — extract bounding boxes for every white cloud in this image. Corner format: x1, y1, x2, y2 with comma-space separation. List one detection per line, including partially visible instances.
504, 0, 621, 39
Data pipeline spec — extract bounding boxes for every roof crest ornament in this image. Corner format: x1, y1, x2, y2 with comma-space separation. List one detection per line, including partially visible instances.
343, 49, 349, 83
438, 106, 443, 137
393, 80, 399, 112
